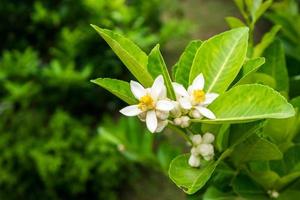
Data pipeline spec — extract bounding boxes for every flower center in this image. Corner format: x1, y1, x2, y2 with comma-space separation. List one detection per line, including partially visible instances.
193, 89, 205, 103
138, 94, 155, 111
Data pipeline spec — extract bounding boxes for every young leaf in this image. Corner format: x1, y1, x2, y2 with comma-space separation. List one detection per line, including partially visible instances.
91, 78, 137, 104
192, 84, 295, 124
91, 25, 153, 87
260, 39, 289, 94
189, 27, 249, 94
168, 154, 218, 194
253, 25, 281, 58
225, 16, 246, 29
147, 44, 176, 100
232, 135, 283, 164
254, 0, 273, 23
173, 40, 202, 88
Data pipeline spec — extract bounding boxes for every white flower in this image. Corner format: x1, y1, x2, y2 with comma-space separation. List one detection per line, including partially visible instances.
120, 75, 174, 133
188, 154, 201, 167
172, 73, 219, 119
191, 134, 202, 145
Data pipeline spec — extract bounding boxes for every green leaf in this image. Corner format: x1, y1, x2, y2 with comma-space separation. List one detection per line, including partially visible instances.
253, 25, 281, 57
168, 154, 218, 194
245, 0, 263, 22
203, 187, 238, 200
91, 25, 153, 87
254, 0, 273, 23
236, 72, 276, 88
216, 124, 230, 152
234, 57, 265, 86
249, 170, 279, 189
260, 39, 289, 94
192, 84, 295, 124
173, 40, 202, 88
232, 135, 283, 164
225, 17, 246, 29
91, 78, 137, 104
147, 44, 176, 100
275, 172, 300, 190
189, 27, 249, 94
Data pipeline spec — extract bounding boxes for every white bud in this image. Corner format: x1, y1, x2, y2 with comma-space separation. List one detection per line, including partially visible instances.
117, 144, 125, 152
190, 147, 200, 156
155, 120, 168, 133
188, 155, 201, 167
268, 190, 279, 199
170, 101, 182, 118
174, 117, 182, 126
202, 132, 215, 144
197, 143, 214, 157
189, 109, 202, 119
191, 134, 202, 145
156, 110, 169, 120
180, 116, 191, 128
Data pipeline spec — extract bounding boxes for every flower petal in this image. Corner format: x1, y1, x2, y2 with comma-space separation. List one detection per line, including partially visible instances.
192, 73, 204, 90
156, 100, 174, 111
203, 93, 219, 105
146, 110, 158, 133
151, 75, 164, 100
195, 106, 216, 119
130, 81, 146, 99
120, 105, 143, 116
178, 97, 192, 110
172, 82, 189, 97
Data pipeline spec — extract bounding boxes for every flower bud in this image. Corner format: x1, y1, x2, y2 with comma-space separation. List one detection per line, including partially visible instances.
190, 147, 199, 156
202, 132, 215, 144
197, 143, 214, 157
203, 153, 214, 161
191, 134, 202, 145
188, 155, 201, 167
155, 120, 168, 133
268, 190, 279, 199
170, 101, 182, 118
174, 117, 182, 126
180, 116, 190, 128
156, 110, 169, 120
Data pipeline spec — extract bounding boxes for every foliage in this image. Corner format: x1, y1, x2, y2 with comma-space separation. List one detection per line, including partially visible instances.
92, 0, 300, 199
0, 0, 189, 199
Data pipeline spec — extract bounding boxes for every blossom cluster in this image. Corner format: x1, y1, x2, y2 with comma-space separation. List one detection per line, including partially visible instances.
188, 133, 215, 167
120, 74, 219, 133
119, 74, 218, 168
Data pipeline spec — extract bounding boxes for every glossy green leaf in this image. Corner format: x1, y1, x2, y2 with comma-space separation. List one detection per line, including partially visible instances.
236, 72, 276, 88
192, 84, 295, 124
168, 154, 218, 194
253, 25, 281, 57
254, 0, 273, 23
147, 44, 176, 100
203, 187, 237, 200
250, 170, 279, 189
260, 39, 289, 94
225, 17, 246, 29
189, 27, 249, 94
232, 135, 283, 164
245, 0, 263, 22
173, 40, 202, 88
91, 25, 153, 87
275, 172, 300, 190
91, 78, 137, 104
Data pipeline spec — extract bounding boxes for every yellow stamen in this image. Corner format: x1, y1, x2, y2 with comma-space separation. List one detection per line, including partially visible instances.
138, 94, 155, 111
193, 90, 205, 103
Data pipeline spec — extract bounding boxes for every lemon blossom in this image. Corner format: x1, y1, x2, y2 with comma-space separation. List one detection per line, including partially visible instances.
120, 75, 174, 133
172, 73, 219, 119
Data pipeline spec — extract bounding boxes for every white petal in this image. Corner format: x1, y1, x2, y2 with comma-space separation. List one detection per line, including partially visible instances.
120, 105, 143, 116
146, 110, 158, 133
178, 97, 192, 110
195, 106, 216, 119
130, 81, 146, 99
192, 73, 204, 90
172, 82, 189, 97
156, 100, 174, 111
203, 93, 219, 105
155, 120, 168, 133
151, 75, 164, 100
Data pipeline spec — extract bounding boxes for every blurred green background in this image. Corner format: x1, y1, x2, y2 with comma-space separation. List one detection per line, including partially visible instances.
4, 0, 299, 199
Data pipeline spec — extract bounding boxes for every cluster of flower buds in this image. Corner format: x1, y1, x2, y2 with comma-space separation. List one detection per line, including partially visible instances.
268, 190, 279, 199
188, 133, 215, 168
120, 74, 218, 133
